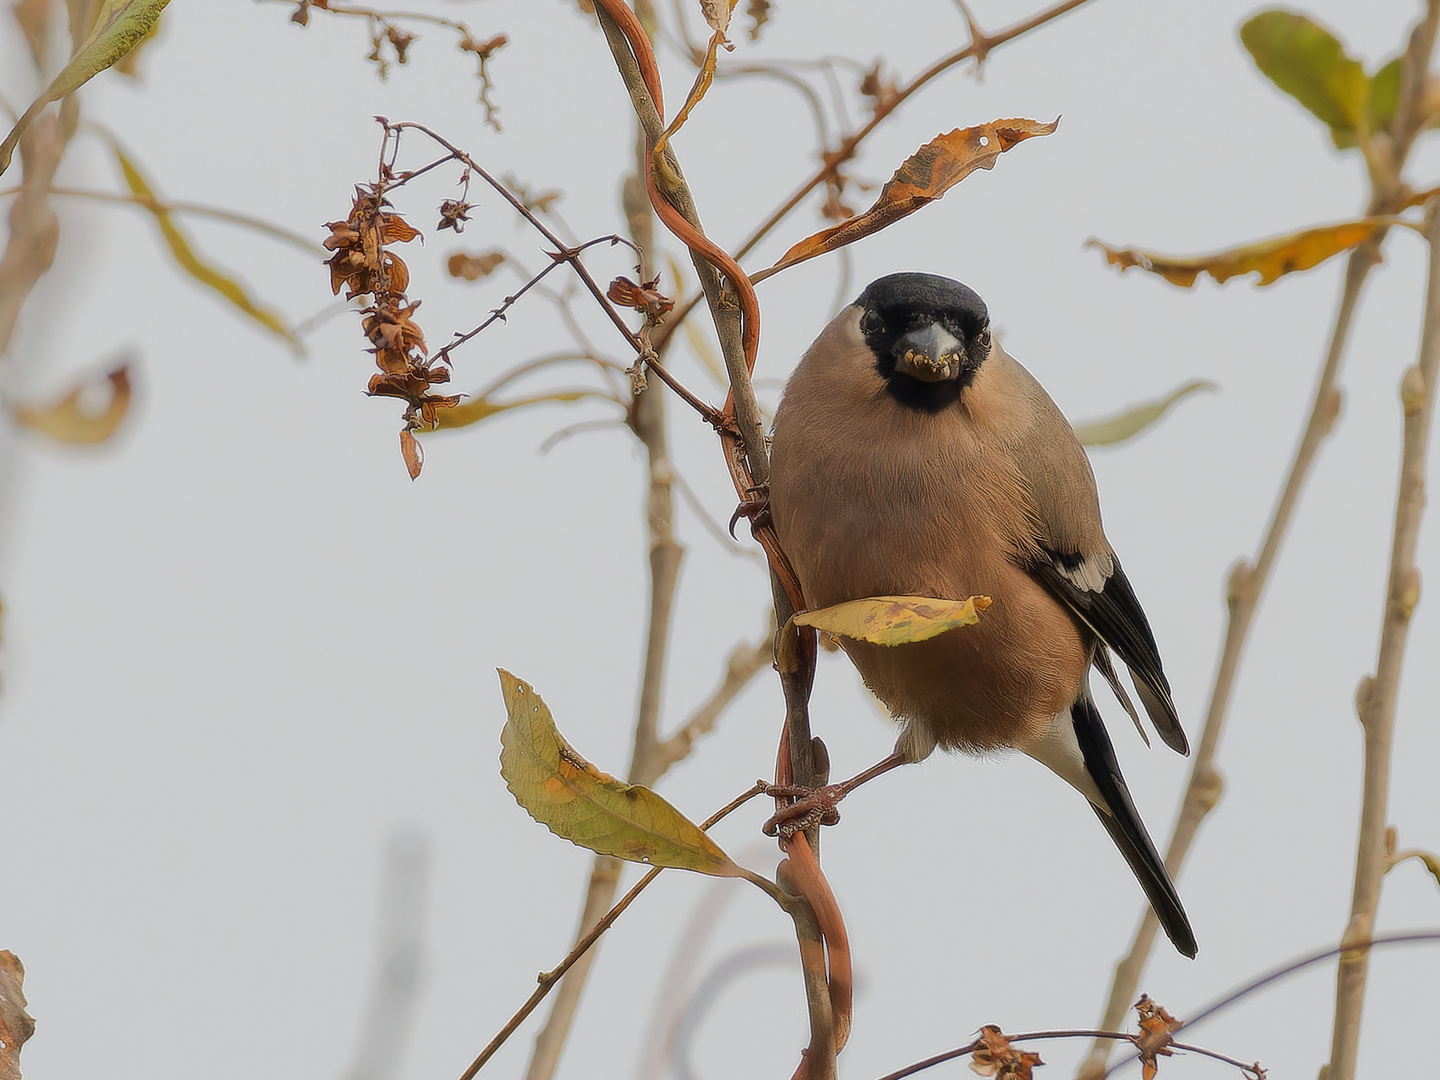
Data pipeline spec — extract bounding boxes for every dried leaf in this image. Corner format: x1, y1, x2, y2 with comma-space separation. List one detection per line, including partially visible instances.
431, 390, 601, 430
698, 0, 738, 37
0, 951, 35, 1080
1088, 219, 1386, 288
780, 595, 990, 673
767, 119, 1057, 276
1387, 848, 1440, 893
1240, 11, 1368, 141
1073, 380, 1215, 447
15, 362, 131, 444
114, 147, 298, 344
745, 0, 770, 41
498, 669, 741, 876
1132, 995, 1182, 1080
446, 251, 505, 281
608, 274, 674, 318
399, 428, 423, 479
1, 0, 171, 175
970, 1026, 1043, 1080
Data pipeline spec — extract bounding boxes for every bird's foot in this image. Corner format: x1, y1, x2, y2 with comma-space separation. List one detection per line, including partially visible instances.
760, 782, 848, 838
729, 485, 771, 538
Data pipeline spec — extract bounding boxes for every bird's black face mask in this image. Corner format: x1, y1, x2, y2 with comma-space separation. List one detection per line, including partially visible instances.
856, 273, 993, 411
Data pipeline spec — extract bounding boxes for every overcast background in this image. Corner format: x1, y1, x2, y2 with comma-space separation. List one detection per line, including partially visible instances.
2, 1, 1439, 1078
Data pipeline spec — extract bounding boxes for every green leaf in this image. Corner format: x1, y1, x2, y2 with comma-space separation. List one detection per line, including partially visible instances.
112, 145, 299, 346
1368, 56, 1403, 135
1240, 10, 1369, 143
497, 670, 741, 876
1074, 380, 1216, 447
0, 0, 171, 175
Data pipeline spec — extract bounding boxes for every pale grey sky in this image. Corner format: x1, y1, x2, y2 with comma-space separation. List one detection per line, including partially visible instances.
2, 2, 1438, 1079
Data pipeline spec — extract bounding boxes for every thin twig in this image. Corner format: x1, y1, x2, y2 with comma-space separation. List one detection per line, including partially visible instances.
0, 186, 327, 254
457, 782, 769, 1080
1326, 196, 1440, 1080
1081, 8, 1440, 1071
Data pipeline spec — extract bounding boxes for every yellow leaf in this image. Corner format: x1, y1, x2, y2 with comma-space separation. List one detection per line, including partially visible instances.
498, 670, 742, 876
1088, 219, 1390, 288
431, 390, 605, 431
0, 0, 170, 176
112, 146, 298, 345
14, 362, 131, 443
779, 594, 990, 670
797, 594, 990, 645
764, 119, 1057, 278
1073, 379, 1215, 447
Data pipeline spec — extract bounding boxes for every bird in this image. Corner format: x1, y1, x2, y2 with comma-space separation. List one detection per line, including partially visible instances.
766, 271, 1197, 958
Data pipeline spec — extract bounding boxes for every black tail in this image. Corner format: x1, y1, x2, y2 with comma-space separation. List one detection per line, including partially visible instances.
1071, 693, 1197, 958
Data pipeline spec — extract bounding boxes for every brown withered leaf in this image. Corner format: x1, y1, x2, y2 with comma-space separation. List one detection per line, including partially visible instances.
15, 363, 132, 445
969, 1026, 1043, 1080
767, 119, 1058, 277
436, 200, 472, 233
745, 0, 770, 40
699, 0, 738, 38
399, 428, 423, 480
608, 274, 675, 319
1132, 995, 1182, 1080
859, 61, 899, 113
498, 669, 743, 876
1088, 219, 1389, 288
447, 251, 506, 281
0, 951, 35, 1080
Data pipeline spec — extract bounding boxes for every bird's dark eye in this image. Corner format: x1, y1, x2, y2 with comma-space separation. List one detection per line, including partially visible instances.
859, 310, 884, 336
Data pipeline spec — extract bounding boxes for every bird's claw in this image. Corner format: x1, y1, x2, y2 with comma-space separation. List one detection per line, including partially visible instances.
729, 486, 772, 539
761, 781, 846, 838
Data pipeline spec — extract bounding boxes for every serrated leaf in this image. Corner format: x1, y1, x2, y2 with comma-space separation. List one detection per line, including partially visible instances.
1089, 219, 1387, 288
1240, 11, 1368, 141
764, 119, 1057, 278
14, 362, 131, 443
113, 146, 299, 345
498, 670, 741, 876
1074, 379, 1215, 447
0, 0, 170, 175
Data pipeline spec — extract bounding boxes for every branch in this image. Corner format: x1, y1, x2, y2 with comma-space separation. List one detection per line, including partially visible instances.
653, 626, 773, 773
456, 782, 769, 1080
1080, 10, 1440, 1067
1325, 196, 1440, 1080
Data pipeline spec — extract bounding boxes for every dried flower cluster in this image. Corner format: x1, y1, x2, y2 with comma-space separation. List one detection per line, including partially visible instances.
969, 1025, 1043, 1080
324, 186, 458, 478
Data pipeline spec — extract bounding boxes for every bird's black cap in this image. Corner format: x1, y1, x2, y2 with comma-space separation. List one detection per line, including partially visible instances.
855, 273, 988, 331
856, 273, 991, 409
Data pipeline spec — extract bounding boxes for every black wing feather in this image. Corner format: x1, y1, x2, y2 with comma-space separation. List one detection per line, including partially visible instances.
1033, 550, 1189, 756
1072, 692, 1197, 958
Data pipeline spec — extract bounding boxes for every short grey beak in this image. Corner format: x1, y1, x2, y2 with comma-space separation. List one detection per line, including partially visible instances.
892, 324, 965, 382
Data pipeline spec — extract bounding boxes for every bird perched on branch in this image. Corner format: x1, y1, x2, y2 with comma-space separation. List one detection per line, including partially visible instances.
767, 272, 1196, 958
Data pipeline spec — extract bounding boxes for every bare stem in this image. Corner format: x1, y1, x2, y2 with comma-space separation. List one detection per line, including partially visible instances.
518, 51, 767, 1077
1325, 199, 1440, 1080
1080, 10, 1440, 1072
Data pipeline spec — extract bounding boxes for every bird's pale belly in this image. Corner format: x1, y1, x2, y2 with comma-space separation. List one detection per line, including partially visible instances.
782, 497, 1089, 755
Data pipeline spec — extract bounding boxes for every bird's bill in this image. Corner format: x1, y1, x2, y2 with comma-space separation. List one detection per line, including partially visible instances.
892, 323, 965, 382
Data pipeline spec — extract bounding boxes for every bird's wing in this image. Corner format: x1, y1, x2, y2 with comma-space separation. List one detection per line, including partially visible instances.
997, 352, 1188, 756
1031, 552, 1188, 756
